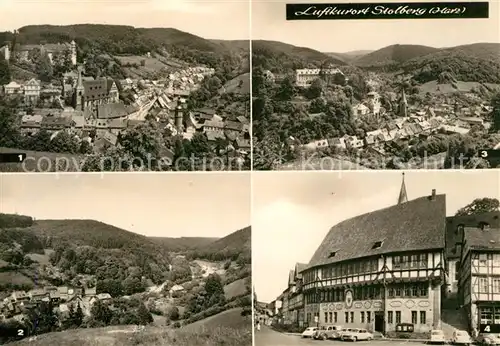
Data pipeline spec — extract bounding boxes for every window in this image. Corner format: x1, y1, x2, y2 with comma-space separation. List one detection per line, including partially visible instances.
345, 312, 349, 323
412, 286, 418, 297
367, 311, 371, 323
329, 251, 337, 258
405, 286, 411, 297
388, 311, 393, 324
324, 312, 328, 323
395, 311, 401, 324
350, 312, 354, 323
480, 308, 493, 324
361, 311, 365, 323
419, 253, 428, 268
455, 261, 460, 281
372, 241, 383, 249
411, 311, 417, 324
420, 284, 428, 297
334, 312, 338, 323
388, 288, 394, 298
329, 312, 333, 323
494, 279, 500, 294
480, 278, 489, 293
420, 311, 426, 324
411, 255, 419, 268
395, 287, 402, 297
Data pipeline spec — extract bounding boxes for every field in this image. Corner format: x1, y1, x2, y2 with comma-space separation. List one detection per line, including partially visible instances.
0, 147, 84, 172
26, 249, 53, 266
418, 80, 500, 94
220, 73, 250, 94
223, 278, 247, 300
11, 308, 251, 346
0, 271, 34, 287
114, 55, 185, 78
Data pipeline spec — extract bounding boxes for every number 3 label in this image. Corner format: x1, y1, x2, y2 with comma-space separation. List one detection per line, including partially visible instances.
484, 325, 491, 332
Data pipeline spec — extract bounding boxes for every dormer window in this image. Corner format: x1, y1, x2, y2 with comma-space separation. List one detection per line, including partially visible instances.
372, 241, 383, 249
328, 251, 337, 258
456, 224, 465, 235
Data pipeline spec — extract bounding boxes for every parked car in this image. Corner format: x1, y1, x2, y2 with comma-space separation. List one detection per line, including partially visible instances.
476, 333, 500, 345
341, 328, 374, 342
451, 330, 472, 345
338, 328, 355, 339
301, 327, 318, 338
430, 330, 446, 344
313, 325, 343, 340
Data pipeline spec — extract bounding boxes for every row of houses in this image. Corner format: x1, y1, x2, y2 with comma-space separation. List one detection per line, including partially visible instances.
0, 286, 111, 321
266, 176, 500, 338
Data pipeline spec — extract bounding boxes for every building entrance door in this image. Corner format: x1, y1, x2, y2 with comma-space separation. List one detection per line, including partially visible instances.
374, 312, 384, 333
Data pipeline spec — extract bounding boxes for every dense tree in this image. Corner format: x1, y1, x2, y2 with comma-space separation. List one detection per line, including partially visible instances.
36, 52, 54, 82
137, 303, 153, 325
455, 198, 500, 216
492, 93, 500, 131
0, 59, 11, 85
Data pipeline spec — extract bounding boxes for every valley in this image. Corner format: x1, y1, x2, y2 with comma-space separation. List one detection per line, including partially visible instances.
252, 41, 500, 170
0, 213, 252, 345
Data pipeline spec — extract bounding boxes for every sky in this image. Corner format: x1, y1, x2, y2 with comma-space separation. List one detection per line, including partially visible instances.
252, 0, 500, 52
0, 173, 251, 238
252, 170, 500, 303
0, 0, 250, 40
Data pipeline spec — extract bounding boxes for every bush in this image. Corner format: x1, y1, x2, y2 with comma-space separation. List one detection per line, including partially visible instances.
173, 321, 181, 328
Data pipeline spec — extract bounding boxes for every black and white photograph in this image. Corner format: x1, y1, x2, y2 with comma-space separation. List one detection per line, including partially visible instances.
0, 0, 250, 172
0, 173, 252, 345
252, 0, 500, 170
252, 170, 500, 345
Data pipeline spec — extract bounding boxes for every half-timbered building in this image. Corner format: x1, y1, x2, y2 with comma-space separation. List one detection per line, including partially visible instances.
287, 263, 306, 327
300, 185, 446, 334
445, 212, 500, 298
458, 226, 500, 334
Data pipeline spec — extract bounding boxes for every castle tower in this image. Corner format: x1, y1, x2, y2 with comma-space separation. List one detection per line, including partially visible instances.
74, 66, 85, 111
70, 40, 77, 66
174, 105, 183, 132
398, 89, 408, 117
397, 172, 408, 205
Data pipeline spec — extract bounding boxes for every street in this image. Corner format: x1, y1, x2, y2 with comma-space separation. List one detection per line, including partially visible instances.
254, 326, 430, 346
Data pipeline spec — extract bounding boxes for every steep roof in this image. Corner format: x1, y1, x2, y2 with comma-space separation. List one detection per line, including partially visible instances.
463, 227, 500, 253
306, 194, 446, 269
446, 211, 500, 259
295, 263, 307, 278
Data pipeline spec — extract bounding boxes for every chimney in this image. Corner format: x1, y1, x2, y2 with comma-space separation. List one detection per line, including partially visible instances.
431, 189, 436, 200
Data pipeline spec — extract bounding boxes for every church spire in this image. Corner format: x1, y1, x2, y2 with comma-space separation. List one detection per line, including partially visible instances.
398, 172, 408, 205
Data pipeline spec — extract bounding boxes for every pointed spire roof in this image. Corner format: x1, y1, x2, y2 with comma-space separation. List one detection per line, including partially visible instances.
398, 173, 408, 205
401, 88, 407, 105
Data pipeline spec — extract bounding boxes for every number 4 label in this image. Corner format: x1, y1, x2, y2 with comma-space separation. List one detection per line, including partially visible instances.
484, 325, 491, 332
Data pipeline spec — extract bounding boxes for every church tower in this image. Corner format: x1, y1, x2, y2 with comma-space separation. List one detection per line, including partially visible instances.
398, 89, 408, 117
174, 105, 184, 133
398, 172, 408, 205
73, 66, 85, 110
70, 40, 77, 66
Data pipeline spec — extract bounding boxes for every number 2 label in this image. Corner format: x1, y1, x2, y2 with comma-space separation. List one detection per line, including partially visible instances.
17, 329, 24, 336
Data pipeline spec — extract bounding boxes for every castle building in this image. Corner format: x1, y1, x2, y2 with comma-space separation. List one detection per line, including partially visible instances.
1, 41, 77, 66
300, 176, 446, 334
295, 68, 346, 88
